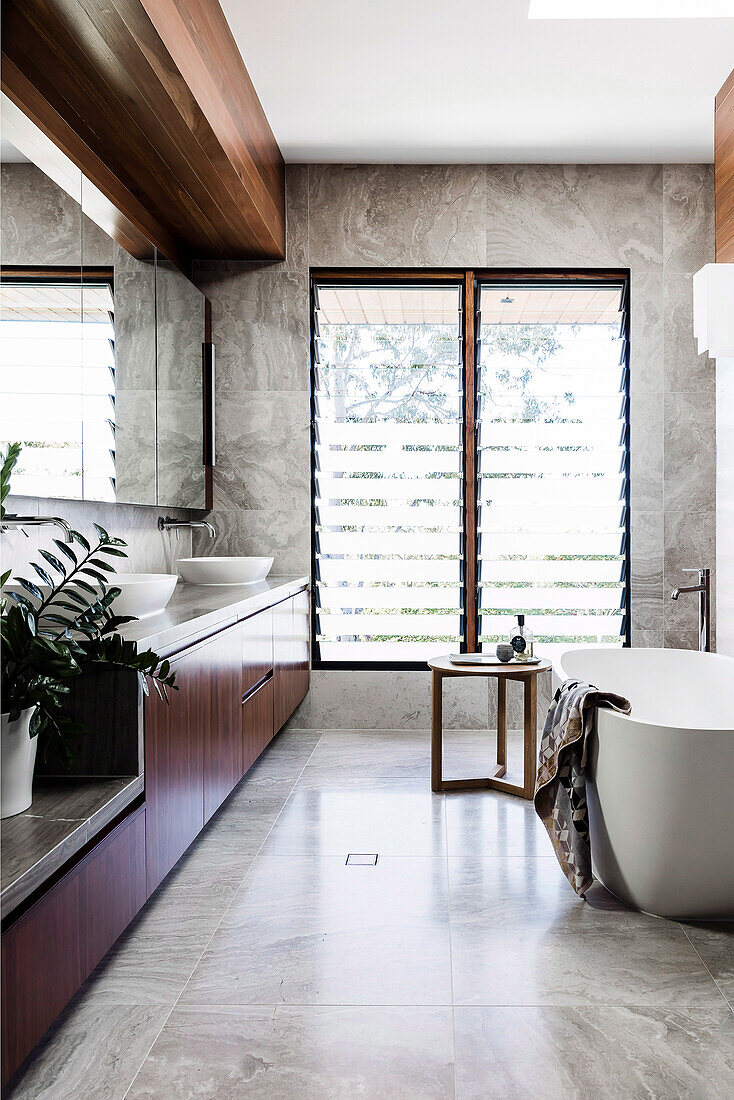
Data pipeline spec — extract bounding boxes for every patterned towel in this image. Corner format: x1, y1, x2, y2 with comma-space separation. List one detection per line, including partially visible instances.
534, 678, 631, 897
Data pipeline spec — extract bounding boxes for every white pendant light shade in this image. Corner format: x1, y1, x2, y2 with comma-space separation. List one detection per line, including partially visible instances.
693, 263, 734, 359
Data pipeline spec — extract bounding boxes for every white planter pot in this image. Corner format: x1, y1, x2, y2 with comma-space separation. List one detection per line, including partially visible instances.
1, 708, 38, 818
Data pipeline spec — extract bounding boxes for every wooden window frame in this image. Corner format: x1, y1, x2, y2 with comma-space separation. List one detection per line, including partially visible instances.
310, 267, 631, 670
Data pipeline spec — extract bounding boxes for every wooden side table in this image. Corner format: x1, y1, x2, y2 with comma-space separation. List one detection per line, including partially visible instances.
428, 655, 552, 799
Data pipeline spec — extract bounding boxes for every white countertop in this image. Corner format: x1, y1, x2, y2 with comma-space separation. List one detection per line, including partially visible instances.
119, 574, 309, 656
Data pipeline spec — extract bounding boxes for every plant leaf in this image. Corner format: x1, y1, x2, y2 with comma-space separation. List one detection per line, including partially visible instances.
53, 540, 78, 565
14, 576, 43, 600
31, 563, 54, 588
38, 549, 67, 577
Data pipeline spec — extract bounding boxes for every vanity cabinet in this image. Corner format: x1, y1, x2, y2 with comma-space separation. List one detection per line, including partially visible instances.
243, 674, 275, 773
144, 591, 309, 894
145, 640, 206, 894
273, 589, 310, 733
2, 805, 146, 1085
145, 623, 242, 894
202, 627, 245, 824
2, 584, 309, 1084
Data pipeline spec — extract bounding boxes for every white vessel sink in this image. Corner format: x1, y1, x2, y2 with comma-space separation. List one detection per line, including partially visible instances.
176, 556, 274, 585
5, 573, 177, 622
106, 574, 178, 619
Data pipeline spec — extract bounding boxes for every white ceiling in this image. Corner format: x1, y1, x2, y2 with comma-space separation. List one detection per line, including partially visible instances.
220, 0, 734, 163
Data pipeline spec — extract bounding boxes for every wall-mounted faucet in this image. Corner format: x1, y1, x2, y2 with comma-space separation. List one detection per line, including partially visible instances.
158, 516, 216, 539
1, 515, 74, 543
670, 567, 711, 653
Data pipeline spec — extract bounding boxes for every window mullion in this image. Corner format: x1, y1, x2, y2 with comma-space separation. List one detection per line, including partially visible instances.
462, 270, 479, 653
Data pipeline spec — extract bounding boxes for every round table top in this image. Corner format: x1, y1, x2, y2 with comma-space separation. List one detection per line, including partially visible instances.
428, 654, 553, 676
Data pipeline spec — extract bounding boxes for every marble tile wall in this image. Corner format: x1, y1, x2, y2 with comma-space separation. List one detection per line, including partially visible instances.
194, 162, 716, 730
2, 496, 192, 577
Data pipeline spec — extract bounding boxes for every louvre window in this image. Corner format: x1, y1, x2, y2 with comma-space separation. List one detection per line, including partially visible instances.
311, 274, 629, 667
312, 282, 464, 663
476, 282, 628, 649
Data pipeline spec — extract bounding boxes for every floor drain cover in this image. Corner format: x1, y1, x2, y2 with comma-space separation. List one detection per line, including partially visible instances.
346, 853, 378, 865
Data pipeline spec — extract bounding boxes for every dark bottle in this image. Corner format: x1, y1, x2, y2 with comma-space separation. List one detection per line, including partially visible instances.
510, 614, 527, 660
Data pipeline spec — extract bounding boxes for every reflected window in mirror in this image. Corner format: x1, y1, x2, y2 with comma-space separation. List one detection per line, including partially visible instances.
0, 268, 115, 501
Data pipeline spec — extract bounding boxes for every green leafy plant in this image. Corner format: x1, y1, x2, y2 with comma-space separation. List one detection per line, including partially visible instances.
1, 443, 176, 757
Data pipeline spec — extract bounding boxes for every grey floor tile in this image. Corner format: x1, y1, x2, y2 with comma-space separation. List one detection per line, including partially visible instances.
681, 922, 734, 1004
453, 1004, 734, 1099
4, 1002, 168, 1100
180, 856, 453, 1006
80, 928, 209, 1007
158, 841, 256, 898
245, 729, 323, 780
127, 1005, 455, 1098
448, 857, 648, 931
302, 729, 431, 779
12, 727, 729, 1096
129, 883, 228, 938
451, 920, 723, 1008
261, 779, 446, 857
202, 782, 293, 846
445, 790, 553, 859
442, 729, 526, 786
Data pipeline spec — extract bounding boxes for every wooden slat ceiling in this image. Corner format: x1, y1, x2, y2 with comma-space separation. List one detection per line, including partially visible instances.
480, 286, 623, 324
317, 284, 622, 325
318, 286, 461, 325
715, 66, 734, 263
0, 283, 113, 322
1, 0, 285, 266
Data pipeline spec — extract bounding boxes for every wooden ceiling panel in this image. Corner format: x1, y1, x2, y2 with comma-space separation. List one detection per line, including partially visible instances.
715, 67, 734, 263
1, 0, 285, 266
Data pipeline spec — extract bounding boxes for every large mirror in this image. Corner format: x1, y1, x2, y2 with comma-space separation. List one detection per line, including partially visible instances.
0, 95, 209, 509
156, 256, 206, 508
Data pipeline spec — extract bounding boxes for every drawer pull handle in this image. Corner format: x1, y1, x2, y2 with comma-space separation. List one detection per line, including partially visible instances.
242, 670, 273, 705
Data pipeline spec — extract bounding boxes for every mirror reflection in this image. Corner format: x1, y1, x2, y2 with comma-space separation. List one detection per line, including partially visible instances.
156, 256, 205, 508
0, 95, 208, 509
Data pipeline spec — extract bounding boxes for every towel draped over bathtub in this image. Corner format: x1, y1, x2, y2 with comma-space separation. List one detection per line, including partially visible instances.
534, 679, 631, 897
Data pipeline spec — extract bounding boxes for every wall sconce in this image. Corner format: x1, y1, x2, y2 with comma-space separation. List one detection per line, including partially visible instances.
693, 263, 734, 359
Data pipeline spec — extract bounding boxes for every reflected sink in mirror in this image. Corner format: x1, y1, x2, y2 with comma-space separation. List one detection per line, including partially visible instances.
5, 574, 177, 622
176, 557, 274, 585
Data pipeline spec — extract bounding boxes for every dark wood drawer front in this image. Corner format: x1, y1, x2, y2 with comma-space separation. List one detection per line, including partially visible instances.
241, 608, 273, 699
273, 590, 310, 734
144, 643, 205, 894
243, 674, 274, 774
2, 807, 146, 1086
203, 627, 244, 823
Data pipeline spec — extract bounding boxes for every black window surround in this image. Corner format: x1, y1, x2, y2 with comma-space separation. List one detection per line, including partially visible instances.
310, 268, 631, 671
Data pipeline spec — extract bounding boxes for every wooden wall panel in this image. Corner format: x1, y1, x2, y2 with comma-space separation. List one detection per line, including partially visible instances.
715, 68, 734, 262
1, 0, 285, 265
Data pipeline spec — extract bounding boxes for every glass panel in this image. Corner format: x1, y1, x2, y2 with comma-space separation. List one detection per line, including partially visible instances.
156, 255, 206, 509
313, 282, 464, 664
477, 282, 628, 649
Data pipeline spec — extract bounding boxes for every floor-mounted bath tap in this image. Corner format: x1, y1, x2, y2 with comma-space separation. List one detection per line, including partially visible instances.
158, 516, 217, 539
1, 514, 74, 543
670, 567, 711, 653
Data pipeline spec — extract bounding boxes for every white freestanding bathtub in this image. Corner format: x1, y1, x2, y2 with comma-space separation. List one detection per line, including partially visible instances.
554, 647, 734, 920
